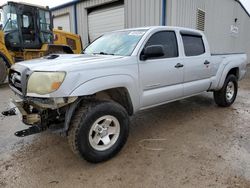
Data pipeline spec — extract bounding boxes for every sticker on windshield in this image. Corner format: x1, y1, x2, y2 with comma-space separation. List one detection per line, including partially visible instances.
129, 31, 146, 36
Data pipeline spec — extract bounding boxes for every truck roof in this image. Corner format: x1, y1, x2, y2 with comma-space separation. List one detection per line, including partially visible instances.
116, 26, 204, 34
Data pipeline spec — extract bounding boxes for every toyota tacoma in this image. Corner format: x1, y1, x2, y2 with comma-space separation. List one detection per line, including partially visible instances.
6, 26, 248, 163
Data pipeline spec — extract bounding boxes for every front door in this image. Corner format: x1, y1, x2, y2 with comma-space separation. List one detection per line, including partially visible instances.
139, 30, 184, 108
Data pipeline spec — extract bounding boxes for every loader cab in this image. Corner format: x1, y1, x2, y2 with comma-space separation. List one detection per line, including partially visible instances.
0, 2, 53, 50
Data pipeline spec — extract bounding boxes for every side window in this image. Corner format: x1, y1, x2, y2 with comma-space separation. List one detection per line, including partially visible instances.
181, 34, 205, 56
22, 15, 30, 28
5, 13, 18, 31
144, 31, 178, 58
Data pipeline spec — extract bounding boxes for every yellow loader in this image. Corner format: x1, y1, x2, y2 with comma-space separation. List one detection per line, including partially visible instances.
0, 1, 82, 84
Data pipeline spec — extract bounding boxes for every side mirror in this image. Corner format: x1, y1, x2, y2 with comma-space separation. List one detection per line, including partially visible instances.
141, 45, 164, 60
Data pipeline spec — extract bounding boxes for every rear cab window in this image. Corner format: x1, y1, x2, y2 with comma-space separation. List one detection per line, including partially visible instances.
181, 32, 205, 56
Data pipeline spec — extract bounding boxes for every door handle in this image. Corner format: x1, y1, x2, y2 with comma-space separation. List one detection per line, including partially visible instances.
175, 63, 184, 68
204, 60, 210, 65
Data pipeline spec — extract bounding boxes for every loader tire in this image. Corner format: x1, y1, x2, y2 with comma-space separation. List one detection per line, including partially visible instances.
0, 57, 7, 84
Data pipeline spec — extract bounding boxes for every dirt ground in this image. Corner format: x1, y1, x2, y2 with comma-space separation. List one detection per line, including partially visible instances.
0, 67, 250, 188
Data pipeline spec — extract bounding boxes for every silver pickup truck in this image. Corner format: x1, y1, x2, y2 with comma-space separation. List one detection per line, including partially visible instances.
6, 26, 248, 163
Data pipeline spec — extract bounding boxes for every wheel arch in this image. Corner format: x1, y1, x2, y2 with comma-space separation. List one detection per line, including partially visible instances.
69, 75, 139, 113
217, 66, 239, 89
227, 67, 239, 79
93, 87, 134, 116
63, 87, 134, 135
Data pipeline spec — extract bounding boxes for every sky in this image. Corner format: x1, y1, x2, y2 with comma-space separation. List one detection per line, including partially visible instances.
240, 0, 250, 14
0, 0, 250, 13
0, 0, 73, 8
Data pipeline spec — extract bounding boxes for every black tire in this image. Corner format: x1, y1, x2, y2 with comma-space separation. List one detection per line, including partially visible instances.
213, 74, 238, 107
68, 99, 129, 163
0, 57, 7, 84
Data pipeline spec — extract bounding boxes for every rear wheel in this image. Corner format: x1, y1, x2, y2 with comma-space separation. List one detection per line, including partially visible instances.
0, 57, 7, 84
213, 74, 238, 107
68, 100, 129, 163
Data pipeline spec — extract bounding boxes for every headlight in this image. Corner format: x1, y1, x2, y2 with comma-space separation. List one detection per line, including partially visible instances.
27, 72, 66, 95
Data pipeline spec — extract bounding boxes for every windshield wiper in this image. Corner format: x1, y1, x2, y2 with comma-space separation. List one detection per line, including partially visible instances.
93, 52, 114, 56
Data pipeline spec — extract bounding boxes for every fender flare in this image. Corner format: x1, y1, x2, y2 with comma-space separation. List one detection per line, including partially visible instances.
69, 75, 139, 112
216, 61, 240, 90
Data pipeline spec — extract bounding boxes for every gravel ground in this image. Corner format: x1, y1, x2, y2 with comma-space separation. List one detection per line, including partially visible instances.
0, 66, 250, 188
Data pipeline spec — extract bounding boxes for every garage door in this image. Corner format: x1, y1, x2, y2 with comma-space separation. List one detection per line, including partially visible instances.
53, 14, 71, 32
88, 6, 124, 42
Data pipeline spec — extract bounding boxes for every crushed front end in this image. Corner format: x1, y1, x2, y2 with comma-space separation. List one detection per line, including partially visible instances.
5, 65, 78, 137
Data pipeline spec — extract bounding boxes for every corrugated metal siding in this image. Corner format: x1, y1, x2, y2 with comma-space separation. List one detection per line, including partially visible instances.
88, 6, 124, 41
51, 0, 250, 60
124, 0, 162, 28
76, 0, 119, 46
169, 0, 250, 62
170, 0, 206, 29
80, 0, 118, 8
231, 2, 250, 61
52, 5, 75, 33
205, 0, 250, 61
53, 14, 71, 32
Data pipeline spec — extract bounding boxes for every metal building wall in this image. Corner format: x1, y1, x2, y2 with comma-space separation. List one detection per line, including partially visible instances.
51, 0, 249, 60
124, 0, 162, 28
52, 6, 75, 33
231, 2, 250, 60
76, 0, 120, 46
168, 0, 250, 60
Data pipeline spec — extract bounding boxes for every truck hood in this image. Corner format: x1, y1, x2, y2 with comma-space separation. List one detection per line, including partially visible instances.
16, 54, 127, 72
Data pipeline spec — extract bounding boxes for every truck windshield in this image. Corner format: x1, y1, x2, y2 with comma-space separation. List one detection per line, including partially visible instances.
84, 30, 147, 56
1, 4, 18, 32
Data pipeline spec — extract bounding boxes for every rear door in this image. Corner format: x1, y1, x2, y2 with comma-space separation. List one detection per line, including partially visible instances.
181, 32, 211, 96
139, 30, 184, 108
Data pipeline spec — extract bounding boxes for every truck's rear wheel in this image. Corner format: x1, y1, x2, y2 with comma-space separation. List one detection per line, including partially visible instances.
67, 100, 129, 163
0, 57, 7, 84
213, 74, 238, 107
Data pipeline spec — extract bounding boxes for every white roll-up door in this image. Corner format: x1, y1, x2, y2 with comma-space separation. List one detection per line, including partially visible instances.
88, 6, 124, 42
53, 14, 71, 32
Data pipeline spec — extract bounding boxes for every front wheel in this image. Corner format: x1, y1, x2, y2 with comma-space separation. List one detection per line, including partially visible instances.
0, 57, 7, 84
67, 100, 129, 163
213, 74, 238, 107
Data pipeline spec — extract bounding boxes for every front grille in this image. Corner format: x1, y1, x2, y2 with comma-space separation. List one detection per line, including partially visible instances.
9, 67, 30, 96
9, 69, 23, 93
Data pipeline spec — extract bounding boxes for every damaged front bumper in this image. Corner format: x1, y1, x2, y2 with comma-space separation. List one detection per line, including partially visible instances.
3, 97, 78, 137
11, 100, 41, 125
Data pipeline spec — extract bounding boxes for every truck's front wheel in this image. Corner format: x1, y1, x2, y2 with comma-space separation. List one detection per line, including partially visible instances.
68, 100, 129, 163
213, 74, 238, 107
